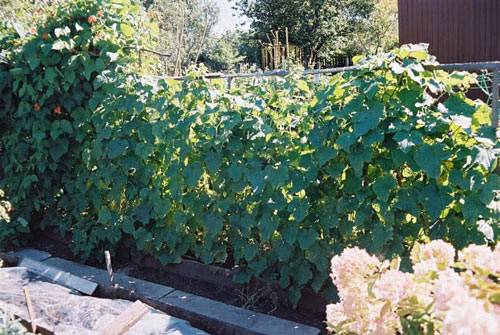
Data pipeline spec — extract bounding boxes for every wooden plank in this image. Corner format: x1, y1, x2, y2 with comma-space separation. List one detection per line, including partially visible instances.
23, 287, 37, 334
42, 257, 174, 300
158, 290, 320, 335
19, 258, 98, 295
10, 249, 51, 262
99, 300, 149, 335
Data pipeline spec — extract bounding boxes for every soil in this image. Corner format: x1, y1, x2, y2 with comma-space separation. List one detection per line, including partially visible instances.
25, 232, 327, 333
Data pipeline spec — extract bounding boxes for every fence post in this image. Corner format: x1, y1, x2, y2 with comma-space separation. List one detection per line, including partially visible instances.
492, 70, 500, 130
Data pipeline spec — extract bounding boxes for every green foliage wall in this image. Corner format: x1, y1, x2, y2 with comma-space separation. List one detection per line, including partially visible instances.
0, 0, 498, 305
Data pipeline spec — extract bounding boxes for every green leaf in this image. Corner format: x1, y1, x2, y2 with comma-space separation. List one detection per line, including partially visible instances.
120, 23, 135, 37
49, 139, 69, 160
134, 205, 151, 224
393, 131, 422, 153
60, 120, 73, 133
228, 162, 242, 181
372, 175, 397, 202
371, 222, 393, 252
337, 132, 356, 151
479, 175, 500, 205
258, 213, 278, 242
418, 185, 452, 220
135, 228, 153, 250
462, 194, 484, 223
23, 42, 40, 70
122, 218, 135, 234
266, 164, 289, 188
108, 139, 129, 159
204, 152, 221, 174
98, 206, 111, 224
243, 243, 259, 261
395, 188, 420, 216
292, 263, 312, 286
348, 146, 372, 177
282, 223, 298, 244
414, 144, 450, 179
183, 162, 203, 188
246, 165, 264, 192
275, 241, 293, 261
288, 198, 309, 222
352, 102, 384, 137
297, 229, 318, 250
205, 214, 223, 238
315, 147, 337, 166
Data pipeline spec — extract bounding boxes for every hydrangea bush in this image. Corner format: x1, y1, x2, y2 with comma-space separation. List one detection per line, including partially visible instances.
327, 241, 500, 334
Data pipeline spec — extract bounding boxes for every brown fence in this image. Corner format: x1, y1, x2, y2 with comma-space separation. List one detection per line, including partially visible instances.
398, 0, 500, 63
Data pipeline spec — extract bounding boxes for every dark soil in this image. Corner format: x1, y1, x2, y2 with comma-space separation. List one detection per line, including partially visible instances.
26, 232, 327, 333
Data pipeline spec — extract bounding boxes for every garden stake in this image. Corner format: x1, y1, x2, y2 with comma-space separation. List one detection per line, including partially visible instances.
104, 250, 115, 288
23, 287, 37, 334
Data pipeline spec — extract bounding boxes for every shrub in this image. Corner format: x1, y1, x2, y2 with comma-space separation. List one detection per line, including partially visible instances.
0, 189, 28, 246
0, 0, 498, 305
0, 0, 136, 244
326, 241, 500, 334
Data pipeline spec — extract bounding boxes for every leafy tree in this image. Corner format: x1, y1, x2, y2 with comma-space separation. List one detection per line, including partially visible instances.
200, 31, 246, 72
231, 0, 375, 68
330, 0, 398, 58
145, 0, 219, 75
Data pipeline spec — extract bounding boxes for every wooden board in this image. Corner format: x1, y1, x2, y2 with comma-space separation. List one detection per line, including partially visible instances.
99, 300, 148, 335
18, 258, 98, 295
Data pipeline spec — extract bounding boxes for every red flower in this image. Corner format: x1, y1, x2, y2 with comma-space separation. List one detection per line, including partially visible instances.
31, 28, 37, 35
97, 10, 104, 17
53, 106, 62, 115
88, 15, 97, 24
42, 32, 49, 41
34, 103, 41, 112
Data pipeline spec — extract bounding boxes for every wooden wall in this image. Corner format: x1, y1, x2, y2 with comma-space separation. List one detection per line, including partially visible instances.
398, 0, 500, 63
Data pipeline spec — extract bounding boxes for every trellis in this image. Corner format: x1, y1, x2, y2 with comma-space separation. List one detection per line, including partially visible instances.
154, 61, 500, 129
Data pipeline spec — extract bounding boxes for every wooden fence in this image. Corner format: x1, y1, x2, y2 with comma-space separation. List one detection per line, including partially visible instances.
398, 0, 500, 63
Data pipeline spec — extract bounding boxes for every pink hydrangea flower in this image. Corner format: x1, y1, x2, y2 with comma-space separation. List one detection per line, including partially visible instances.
459, 244, 500, 276
411, 240, 455, 275
330, 247, 380, 293
441, 295, 500, 335
325, 243, 499, 335
373, 269, 414, 304
433, 269, 469, 312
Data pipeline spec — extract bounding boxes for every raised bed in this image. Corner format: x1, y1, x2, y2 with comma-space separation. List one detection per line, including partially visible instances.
29, 229, 327, 330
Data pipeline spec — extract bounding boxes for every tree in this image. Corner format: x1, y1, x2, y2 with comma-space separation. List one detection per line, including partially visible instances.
200, 31, 245, 72
336, 0, 398, 57
231, 0, 375, 68
146, 0, 219, 75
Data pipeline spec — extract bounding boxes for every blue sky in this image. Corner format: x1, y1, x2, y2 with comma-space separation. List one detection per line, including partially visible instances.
213, 0, 249, 34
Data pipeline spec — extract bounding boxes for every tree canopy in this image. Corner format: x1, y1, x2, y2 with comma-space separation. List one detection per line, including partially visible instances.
231, 0, 374, 67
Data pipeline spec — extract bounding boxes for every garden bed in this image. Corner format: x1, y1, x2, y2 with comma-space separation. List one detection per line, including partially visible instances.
27, 229, 327, 331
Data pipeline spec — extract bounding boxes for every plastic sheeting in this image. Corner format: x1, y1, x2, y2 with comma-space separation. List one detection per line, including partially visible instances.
0, 267, 207, 335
